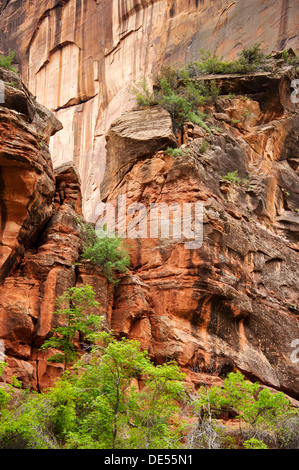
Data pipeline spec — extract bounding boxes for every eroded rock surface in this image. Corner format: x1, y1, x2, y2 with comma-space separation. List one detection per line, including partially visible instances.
0, 0, 298, 217
100, 106, 177, 201
0, 4, 298, 399
100, 64, 299, 399
0, 68, 61, 283
0, 76, 112, 389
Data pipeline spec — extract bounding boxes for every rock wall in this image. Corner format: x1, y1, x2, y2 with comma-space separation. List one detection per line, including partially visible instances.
99, 62, 299, 399
0, 69, 113, 390
0, 59, 298, 398
0, 1, 298, 398
0, 0, 298, 218
0, 67, 61, 283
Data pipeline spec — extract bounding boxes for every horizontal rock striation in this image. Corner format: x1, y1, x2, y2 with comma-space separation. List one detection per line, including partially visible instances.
0, 0, 298, 217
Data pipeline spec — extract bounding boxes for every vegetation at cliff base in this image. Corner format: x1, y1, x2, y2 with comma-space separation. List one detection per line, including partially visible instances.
0, 286, 186, 449
0, 286, 298, 450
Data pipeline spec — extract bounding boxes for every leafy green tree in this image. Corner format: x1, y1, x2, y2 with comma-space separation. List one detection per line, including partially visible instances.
40, 285, 103, 369
196, 371, 290, 426
0, 378, 78, 449
193, 371, 293, 448
66, 337, 186, 449
129, 361, 186, 449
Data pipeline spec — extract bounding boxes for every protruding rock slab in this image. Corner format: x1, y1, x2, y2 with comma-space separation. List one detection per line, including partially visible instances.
100, 106, 177, 201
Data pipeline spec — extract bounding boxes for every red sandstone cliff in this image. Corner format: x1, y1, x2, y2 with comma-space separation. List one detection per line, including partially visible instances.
0, 59, 298, 399
0, 1, 298, 399
0, 0, 298, 217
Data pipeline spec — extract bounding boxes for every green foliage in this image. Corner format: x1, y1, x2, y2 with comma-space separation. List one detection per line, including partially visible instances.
0, 50, 17, 73
199, 140, 209, 154
0, 285, 182, 449
1, 282, 297, 450
221, 170, 242, 184
40, 285, 103, 368
129, 361, 186, 449
0, 386, 12, 414
132, 44, 269, 134
132, 67, 213, 133
281, 50, 299, 65
189, 43, 267, 76
239, 43, 265, 66
131, 78, 157, 107
1, 327, 186, 449
65, 338, 186, 449
243, 437, 268, 449
0, 364, 17, 414
193, 371, 294, 449
0, 362, 6, 379
3, 80, 18, 88
197, 371, 290, 426
0, 379, 77, 449
79, 221, 130, 284
165, 147, 185, 158
281, 50, 289, 63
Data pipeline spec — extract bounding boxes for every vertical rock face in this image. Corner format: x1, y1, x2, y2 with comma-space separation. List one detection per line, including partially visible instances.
0, 1, 299, 399
0, 68, 62, 283
99, 62, 299, 399
0, 72, 112, 390
0, 58, 298, 399
0, 0, 298, 217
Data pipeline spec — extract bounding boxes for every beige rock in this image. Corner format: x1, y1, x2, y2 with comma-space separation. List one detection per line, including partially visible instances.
100, 106, 177, 201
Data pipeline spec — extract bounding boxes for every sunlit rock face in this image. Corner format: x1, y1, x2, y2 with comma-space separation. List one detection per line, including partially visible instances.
0, 0, 298, 218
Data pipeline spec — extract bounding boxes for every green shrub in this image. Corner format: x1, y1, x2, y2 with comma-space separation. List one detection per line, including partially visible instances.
0, 50, 17, 73
239, 42, 265, 65
243, 438, 268, 449
281, 50, 299, 65
189, 43, 267, 77
221, 170, 242, 184
165, 147, 185, 157
79, 221, 130, 284
131, 77, 157, 107
132, 44, 269, 135
132, 69, 212, 133
199, 140, 209, 154
192, 371, 294, 449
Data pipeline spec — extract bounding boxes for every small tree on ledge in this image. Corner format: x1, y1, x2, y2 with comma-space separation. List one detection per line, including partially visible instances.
40, 284, 104, 370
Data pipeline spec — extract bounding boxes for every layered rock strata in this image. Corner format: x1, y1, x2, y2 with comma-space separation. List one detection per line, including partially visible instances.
0, 70, 113, 390
99, 63, 299, 399
0, 0, 298, 217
